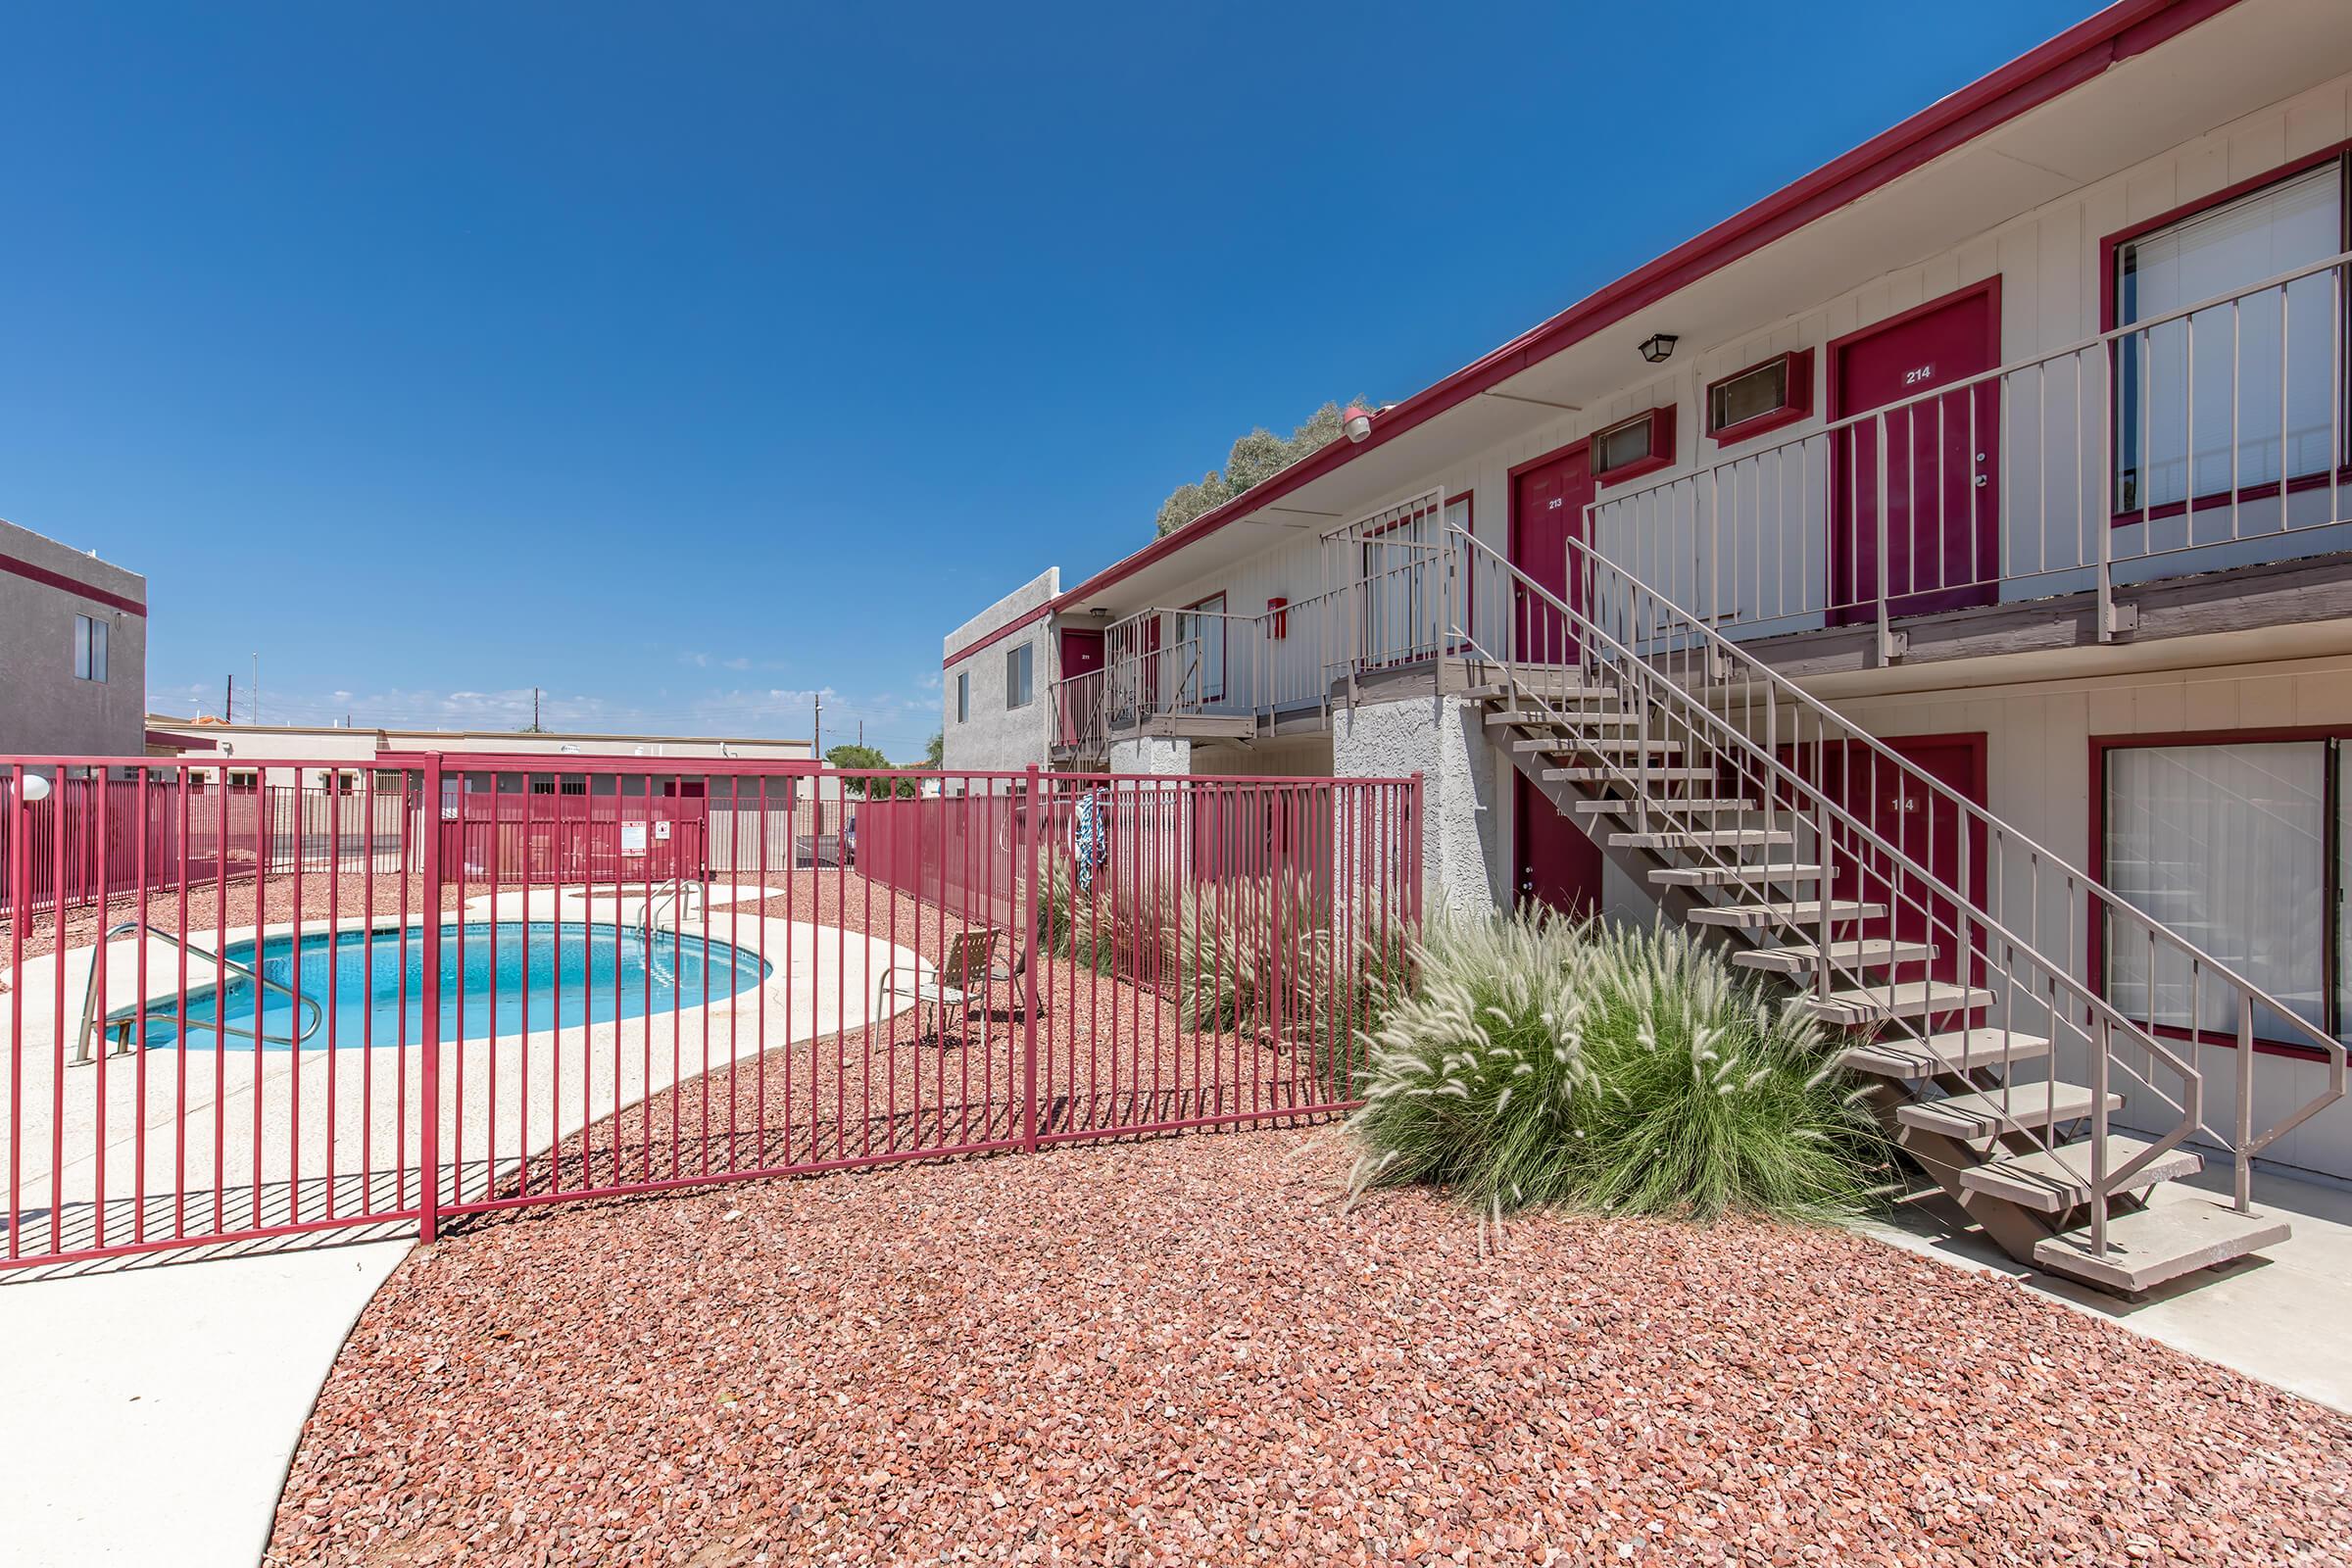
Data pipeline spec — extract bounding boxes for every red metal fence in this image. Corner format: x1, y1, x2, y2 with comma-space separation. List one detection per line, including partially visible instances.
0, 755, 1419, 1268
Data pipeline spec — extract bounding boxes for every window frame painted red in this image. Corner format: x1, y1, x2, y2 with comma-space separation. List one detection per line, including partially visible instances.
2086, 723, 2344, 1061
1589, 405, 1678, 486
2098, 141, 2352, 526
1705, 348, 1815, 446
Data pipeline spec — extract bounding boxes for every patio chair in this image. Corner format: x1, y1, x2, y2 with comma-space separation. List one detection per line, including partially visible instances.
875, 927, 1001, 1046
986, 935, 1050, 1019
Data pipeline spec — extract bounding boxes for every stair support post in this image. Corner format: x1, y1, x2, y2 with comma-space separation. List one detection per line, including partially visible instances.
2088, 1013, 2111, 1258
2236, 992, 2256, 1214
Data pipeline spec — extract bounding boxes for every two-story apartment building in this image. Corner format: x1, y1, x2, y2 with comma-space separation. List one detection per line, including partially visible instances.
941, 0, 2352, 1286
0, 517, 146, 759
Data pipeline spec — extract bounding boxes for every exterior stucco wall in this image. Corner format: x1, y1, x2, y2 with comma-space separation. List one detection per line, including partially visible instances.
1330, 695, 1498, 919
1107, 735, 1189, 776
0, 519, 146, 758
941, 569, 1058, 775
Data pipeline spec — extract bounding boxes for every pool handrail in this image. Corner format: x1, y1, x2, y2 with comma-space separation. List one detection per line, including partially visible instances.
640, 875, 704, 936
75, 919, 327, 1061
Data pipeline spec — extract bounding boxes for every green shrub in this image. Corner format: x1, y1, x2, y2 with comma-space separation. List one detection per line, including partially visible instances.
1344, 912, 1885, 1223
1170, 871, 1328, 1033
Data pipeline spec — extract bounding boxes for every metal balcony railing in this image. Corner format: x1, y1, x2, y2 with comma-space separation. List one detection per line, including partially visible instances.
1587, 252, 2352, 657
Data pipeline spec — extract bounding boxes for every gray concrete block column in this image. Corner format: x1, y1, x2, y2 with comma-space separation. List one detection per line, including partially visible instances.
1108, 735, 1191, 776
1331, 695, 1499, 919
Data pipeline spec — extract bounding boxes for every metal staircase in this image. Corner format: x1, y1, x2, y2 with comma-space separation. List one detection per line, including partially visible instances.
1446, 523, 2346, 1296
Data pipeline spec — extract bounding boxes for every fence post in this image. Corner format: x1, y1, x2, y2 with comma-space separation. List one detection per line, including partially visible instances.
1020, 764, 1041, 1154
417, 755, 444, 1244
1408, 771, 1426, 931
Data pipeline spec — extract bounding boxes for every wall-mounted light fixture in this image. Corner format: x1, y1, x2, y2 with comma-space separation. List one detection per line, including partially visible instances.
1637, 333, 1679, 365
1342, 404, 1375, 443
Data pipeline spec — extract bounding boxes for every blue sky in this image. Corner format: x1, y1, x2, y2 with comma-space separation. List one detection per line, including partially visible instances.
1, 2, 2091, 759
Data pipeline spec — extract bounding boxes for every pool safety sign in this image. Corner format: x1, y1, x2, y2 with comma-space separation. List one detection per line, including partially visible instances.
619, 821, 648, 858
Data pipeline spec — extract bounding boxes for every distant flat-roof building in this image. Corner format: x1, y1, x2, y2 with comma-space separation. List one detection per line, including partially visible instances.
141, 719, 813, 788
0, 517, 147, 757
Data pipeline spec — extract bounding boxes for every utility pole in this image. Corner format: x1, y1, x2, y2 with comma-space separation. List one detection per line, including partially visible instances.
224, 674, 234, 723
858, 718, 863, 748
531, 687, 543, 732
813, 693, 823, 760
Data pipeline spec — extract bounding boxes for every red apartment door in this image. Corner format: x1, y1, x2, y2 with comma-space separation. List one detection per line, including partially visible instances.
1801, 733, 1987, 989
1515, 775, 1602, 916
1509, 444, 1593, 662
1829, 284, 2001, 623
1058, 627, 1104, 746
1059, 627, 1104, 679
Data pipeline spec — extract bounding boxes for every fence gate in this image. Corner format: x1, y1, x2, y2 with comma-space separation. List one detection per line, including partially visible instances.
0, 754, 1420, 1267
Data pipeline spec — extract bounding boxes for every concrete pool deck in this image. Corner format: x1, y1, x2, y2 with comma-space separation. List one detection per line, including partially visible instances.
0, 882, 925, 1269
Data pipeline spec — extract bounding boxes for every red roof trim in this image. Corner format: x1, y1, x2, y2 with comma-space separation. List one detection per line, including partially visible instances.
944, 605, 1053, 669
1013, 0, 2242, 638
0, 549, 146, 617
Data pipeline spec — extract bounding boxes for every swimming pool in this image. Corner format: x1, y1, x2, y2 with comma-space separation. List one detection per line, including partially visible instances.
127, 919, 773, 1052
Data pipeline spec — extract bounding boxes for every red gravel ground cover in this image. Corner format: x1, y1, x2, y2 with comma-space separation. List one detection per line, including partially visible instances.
270, 1128, 2352, 1567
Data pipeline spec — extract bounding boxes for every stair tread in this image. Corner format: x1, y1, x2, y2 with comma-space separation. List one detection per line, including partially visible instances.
1485, 709, 1642, 728
1961, 1136, 2204, 1213
1615, 828, 1795, 850
2033, 1199, 2289, 1293
1541, 765, 1716, 781
1573, 797, 1755, 815
1686, 899, 1886, 929
1836, 1026, 2050, 1078
1897, 1080, 2117, 1140
1733, 938, 1936, 976
1797, 981, 1994, 1023
1651, 862, 1824, 886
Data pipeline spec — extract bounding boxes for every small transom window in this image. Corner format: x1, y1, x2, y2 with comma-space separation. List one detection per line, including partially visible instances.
1706, 350, 1812, 443
1589, 406, 1677, 483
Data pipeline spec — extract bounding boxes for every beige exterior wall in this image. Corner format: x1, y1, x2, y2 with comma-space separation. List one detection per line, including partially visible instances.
1822, 652, 2352, 1184
0, 519, 146, 758
941, 569, 1059, 775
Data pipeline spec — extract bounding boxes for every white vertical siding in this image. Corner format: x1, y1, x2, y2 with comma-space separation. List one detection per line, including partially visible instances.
1830, 653, 2352, 1184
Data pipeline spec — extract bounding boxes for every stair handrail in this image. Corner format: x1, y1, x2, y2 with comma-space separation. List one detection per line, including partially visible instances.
1447, 522, 2330, 1247
1555, 529, 2346, 1177
1486, 526, 2352, 1212
75, 918, 325, 1060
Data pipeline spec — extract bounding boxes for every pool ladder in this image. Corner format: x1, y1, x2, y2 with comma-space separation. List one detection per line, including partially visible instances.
74, 920, 325, 1062
640, 876, 704, 935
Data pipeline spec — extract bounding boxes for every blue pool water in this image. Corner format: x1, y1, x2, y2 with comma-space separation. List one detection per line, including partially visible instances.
132, 919, 773, 1052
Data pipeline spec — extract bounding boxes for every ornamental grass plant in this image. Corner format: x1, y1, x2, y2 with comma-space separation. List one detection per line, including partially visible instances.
1344, 910, 1886, 1223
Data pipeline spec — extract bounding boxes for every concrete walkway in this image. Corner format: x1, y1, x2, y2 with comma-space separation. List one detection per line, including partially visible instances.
1861, 1160, 2352, 1412
0, 884, 922, 1567
0, 1234, 412, 1567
